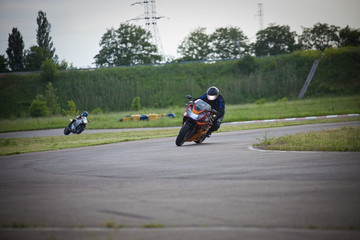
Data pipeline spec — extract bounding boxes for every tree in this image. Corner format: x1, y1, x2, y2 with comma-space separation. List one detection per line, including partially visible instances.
339, 26, 360, 47
177, 27, 212, 61
6, 27, 25, 71
0, 55, 9, 72
94, 23, 161, 67
41, 59, 58, 82
24, 11, 58, 71
36, 10, 57, 61
236, 55, 258, 75
44, 82, 60, 115
299, 23, 340, 51
211, 26, 249, 59
57, 59, 69, 70
24, 46, 48, 70
254, 24, 297, 56
62, 100, 77, 116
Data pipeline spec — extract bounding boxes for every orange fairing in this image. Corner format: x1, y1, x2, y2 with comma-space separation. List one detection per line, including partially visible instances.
192, 108, 206, 115
196, 122, 208, 125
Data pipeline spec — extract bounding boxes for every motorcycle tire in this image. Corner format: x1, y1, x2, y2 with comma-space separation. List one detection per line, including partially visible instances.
176, 122, 194, 146
64, 127, 71, 135
76, 125, 85, 134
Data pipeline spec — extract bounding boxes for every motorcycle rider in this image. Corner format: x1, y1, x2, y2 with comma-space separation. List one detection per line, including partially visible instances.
77, 111, 88, 120
197, 86, 225, 137
69, 111, 88, 125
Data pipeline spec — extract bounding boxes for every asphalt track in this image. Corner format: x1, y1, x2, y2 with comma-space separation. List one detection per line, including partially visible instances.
0, 121, 360, 240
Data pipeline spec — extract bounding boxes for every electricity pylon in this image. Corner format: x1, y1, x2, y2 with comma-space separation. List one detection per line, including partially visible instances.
127, 0, 165, 56
256, 3, 264, 31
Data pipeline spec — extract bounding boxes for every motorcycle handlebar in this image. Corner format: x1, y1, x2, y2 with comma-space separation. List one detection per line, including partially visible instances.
210, 109, 218, 114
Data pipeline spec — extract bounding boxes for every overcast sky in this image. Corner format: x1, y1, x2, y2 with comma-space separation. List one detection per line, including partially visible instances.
1, 0, 359, 68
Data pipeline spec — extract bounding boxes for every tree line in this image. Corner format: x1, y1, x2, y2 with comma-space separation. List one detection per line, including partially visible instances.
177, 23, 360, 60
1, 9, 359, 72
93, 23, 360, 67
0, 11, 69, 73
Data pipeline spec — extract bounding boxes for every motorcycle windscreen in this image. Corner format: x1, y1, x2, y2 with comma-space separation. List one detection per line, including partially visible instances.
194, 99, 212, 112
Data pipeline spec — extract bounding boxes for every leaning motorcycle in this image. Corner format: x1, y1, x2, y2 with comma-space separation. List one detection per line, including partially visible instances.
175, 95, 217, 146
64, 116, 88, 135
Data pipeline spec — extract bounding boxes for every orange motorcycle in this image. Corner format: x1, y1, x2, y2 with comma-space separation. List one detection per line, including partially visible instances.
176, 95, 217, 146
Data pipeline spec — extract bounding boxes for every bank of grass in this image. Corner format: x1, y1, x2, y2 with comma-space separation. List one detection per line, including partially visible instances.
1, 117, 359, 156
254, 126, 360, 152
224, 95, 360, 122
0, 95, 359, 133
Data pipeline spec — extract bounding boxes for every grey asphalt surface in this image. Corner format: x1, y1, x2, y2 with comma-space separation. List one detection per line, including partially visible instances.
0, 121, 360, 240
2, 115, 355, 139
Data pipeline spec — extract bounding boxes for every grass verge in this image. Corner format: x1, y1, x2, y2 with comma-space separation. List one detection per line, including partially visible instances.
0, 128, 177, 155
254, 126, 360, 152
0, 95, 359, 132
1, 117, 359, 156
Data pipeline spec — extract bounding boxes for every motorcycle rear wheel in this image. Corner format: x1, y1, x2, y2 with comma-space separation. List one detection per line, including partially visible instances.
76, 125, 85, 134
176, 122, 193, 146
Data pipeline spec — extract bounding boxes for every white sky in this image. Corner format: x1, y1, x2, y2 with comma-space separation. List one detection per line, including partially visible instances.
0, 0, 359, 68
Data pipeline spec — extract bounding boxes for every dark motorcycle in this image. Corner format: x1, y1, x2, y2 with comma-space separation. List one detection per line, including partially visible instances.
64, 116, 88, 135
176, 95, 217, 146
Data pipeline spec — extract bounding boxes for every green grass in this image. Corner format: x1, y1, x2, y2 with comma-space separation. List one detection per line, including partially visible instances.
0, 95, 359, 133
0, 128, 177, 155
254, 126, 360, 152
142, 223, 164, 228
224, 95, 360, 122
1, 222, 42, 228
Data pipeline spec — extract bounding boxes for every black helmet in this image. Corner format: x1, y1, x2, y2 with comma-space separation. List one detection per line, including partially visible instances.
206, 86, 219, 101
82, 111, 88, 117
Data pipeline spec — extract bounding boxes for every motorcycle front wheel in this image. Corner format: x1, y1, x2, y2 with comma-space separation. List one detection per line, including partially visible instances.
64, 127, 71, 135
175, 122, 194, 146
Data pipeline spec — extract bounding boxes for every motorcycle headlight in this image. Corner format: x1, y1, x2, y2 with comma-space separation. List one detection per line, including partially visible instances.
187, 110, 202, 120
186, 108, 192, 116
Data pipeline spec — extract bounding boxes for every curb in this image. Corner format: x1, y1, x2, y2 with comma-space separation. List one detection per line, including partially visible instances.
223, 113, 360, 126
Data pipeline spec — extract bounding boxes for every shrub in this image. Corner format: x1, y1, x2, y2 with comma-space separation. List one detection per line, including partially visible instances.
29, 99, 49, 117
62, 100, 77, 116
237, 55, 258, 75
277, 97, 288, 103
255, 98, 266, 105
91, 107, 103, 115
44, 82, 60, 115
131, 96, 141, 111
41, 59, 58, 82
